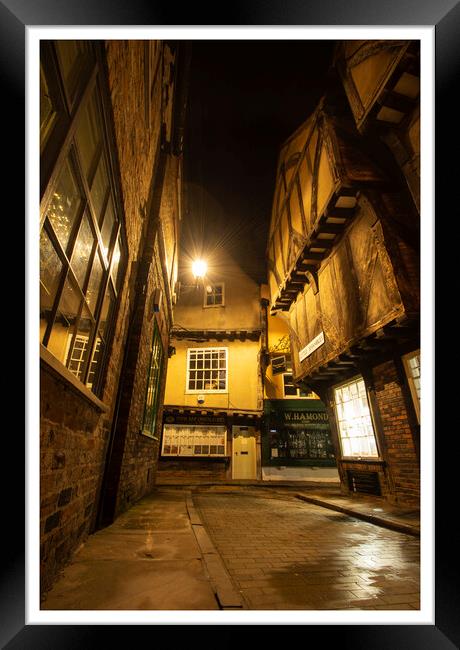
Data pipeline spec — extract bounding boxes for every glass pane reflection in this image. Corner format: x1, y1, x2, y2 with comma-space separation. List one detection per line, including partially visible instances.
47, 275, 81, 364
71, 212, 94, 288
40, 228, 63, 342
75, 90, 101, 182
46, 157, 82, 252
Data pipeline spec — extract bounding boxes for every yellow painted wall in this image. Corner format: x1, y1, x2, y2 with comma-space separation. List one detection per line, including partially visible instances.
164, 337, 261, 411
262, 283, 319, 401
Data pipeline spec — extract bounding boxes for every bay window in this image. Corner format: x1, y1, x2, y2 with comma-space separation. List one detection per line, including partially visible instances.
40, 41, 126, 397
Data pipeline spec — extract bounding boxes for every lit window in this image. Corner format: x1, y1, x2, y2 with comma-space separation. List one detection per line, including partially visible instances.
333, 376, 379, 458
204, 283, 224, 307
403, 350, 420, 423
40, 41, 126, 397
186, 348, 228, 393
162, 425, 227, 457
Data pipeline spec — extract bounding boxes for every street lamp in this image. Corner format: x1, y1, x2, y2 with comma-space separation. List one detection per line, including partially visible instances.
192, 259, 207, 279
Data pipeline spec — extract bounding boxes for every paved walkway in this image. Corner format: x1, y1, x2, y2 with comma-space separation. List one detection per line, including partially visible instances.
193, 488, 420, 610
41, 489, 221, 610
41, 485, 420, 612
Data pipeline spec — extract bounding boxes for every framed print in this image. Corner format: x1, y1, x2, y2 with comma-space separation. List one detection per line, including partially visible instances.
11, 0, 457, 647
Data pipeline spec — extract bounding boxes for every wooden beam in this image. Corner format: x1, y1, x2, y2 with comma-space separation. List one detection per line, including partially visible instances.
380, 89, 416, 114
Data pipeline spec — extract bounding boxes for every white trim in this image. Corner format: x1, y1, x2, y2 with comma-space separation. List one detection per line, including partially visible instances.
185, 346, 229, 394
332, 375, 380, 460
203, 281, 225, 308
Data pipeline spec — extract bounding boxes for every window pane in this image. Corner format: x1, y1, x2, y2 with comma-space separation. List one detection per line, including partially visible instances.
86, 251, 103, 314
71, 211, 94, 288
47, 275, 81, 364
40, 64, 56, 147
111, 234, 123, 290
90, 155, 109, 223
75, 90, 102, 182
66, 304, 94, 381
46, 157, 83, 252
86, 338, 102, 389
100, 197, 116, 258
40, 228, 63, 342
99, 285, 115, 339
55, 41, 91, 103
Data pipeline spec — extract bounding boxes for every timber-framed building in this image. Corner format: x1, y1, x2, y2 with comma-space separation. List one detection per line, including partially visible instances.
267, 41, 420, 505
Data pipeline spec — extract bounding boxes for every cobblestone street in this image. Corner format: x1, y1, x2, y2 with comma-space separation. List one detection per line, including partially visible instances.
193, 489, 420, 611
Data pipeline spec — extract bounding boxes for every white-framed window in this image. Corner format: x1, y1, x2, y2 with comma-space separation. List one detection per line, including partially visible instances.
186, 347, 228, 393
282, 373, 312, 398
333, 376, 379, 459
402, 349, 420, 423
204, 282, 224, 307
162, 424, 227, 457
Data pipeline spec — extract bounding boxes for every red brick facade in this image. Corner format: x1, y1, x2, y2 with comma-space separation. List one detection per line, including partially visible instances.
39, 41, 186, 596
372, 360, 420, 506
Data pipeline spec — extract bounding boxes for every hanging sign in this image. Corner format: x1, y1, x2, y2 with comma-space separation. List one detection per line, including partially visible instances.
299, 331, 325, 362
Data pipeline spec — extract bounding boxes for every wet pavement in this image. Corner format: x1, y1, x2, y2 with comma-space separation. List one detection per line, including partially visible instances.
193, 488, 420, 610
41, 485, 420, 612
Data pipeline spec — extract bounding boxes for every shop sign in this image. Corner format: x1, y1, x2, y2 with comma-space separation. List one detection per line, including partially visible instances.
164, 413, 226, 426
283, 411, 329, 423
299, 331, 324, 362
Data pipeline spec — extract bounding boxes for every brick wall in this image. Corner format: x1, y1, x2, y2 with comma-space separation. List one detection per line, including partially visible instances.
40, 41, 182, 596
40, 369, 110, 595
157, 459, 231, 483
372, 359, 420, 506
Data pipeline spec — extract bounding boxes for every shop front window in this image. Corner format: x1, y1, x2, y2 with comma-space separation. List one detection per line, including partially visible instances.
162, 425, 227, 457
333, 376, 379, 458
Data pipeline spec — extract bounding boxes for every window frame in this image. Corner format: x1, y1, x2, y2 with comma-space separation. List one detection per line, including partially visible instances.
141, 321, 164, 439
282, 373, 312, 398
40, 40, 127, 398
402, 349, 421, 424
203, 282, 225, 308
332, 374, 381, 460
185, 347, 228, 394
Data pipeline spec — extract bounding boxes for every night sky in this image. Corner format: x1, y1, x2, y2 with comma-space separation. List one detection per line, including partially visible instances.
181, 40, 336, 283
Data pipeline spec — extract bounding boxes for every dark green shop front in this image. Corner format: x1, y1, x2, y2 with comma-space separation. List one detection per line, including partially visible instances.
262, 399, 336, 468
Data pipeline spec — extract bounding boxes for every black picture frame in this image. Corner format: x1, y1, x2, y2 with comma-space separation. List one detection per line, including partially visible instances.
14, 0, 456, 646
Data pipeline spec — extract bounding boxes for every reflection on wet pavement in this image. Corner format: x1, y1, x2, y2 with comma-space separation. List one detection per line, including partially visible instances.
194, 492, 420, 610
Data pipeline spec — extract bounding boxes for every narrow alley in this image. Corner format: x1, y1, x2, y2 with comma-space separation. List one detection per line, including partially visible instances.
34, 34, 427, 631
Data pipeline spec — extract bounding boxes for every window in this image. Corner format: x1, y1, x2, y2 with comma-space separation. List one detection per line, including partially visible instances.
186, 348, 228, 393
162, 425, 227, 457
333, 376, 379, 459
142, 323, 164, 437
40, 41, 126, 397
272, 354, 287, 375
403, 349, 420, 423
282, 374, 310, 398
204, 283, 224, 307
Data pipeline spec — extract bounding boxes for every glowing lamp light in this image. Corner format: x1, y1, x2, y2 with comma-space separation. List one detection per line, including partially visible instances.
192, 259, 207, 278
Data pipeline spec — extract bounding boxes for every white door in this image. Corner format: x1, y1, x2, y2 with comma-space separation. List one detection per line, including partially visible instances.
232, 426, 257, 479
